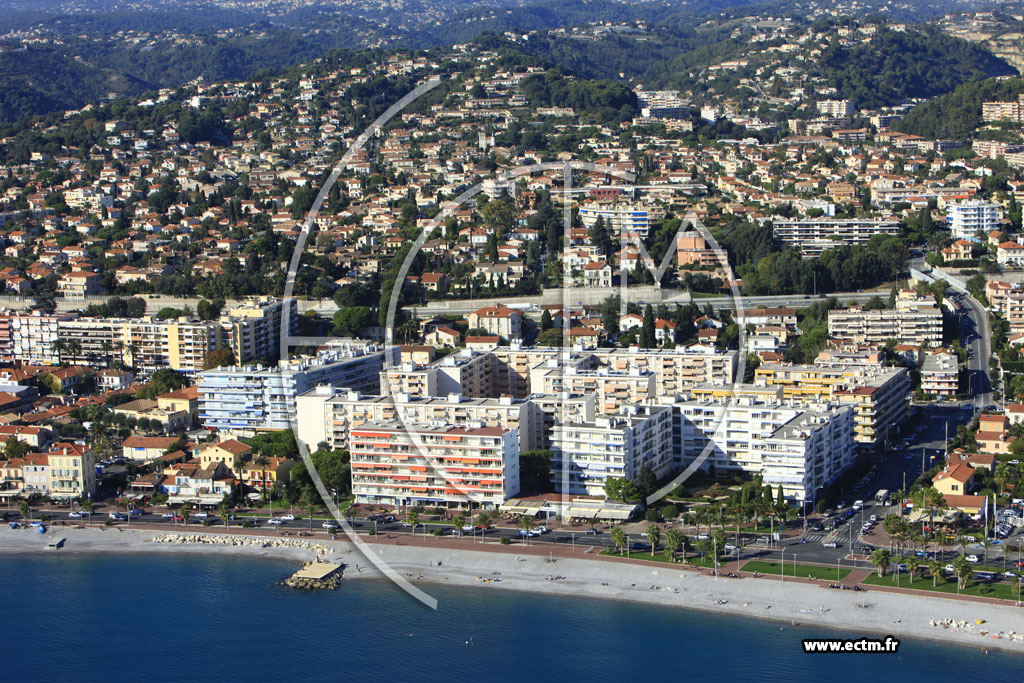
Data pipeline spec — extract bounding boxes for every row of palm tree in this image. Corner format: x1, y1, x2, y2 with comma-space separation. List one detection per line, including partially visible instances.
51, 338, 140, 370
870, 548, 976, 590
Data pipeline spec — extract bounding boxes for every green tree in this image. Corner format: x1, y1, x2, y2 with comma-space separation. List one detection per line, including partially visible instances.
517, 514, 535, 545
301, 487, 319, 531
871, 548, 892, 577
610, 525, 628, 555
203, 347, 236, 370
952, 555, 972, 590
928, 559, 943, 587
664, 528, 685, 560
646, 522, 660, 557
333, 306, 374, 337
639, 304, 655, 349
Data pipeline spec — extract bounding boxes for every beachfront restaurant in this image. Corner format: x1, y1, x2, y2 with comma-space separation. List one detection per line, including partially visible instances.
499, 496, 640, 524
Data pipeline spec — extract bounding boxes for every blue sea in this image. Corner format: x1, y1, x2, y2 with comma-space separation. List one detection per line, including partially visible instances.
2, 554, 1021, 682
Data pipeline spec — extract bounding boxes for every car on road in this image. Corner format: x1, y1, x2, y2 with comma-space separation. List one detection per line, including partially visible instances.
945, 564, 956, 573
323, 521, 339, 530
535, 526, 549, 534
129, 508, 143, 517
68, 511, 83, 519
195, 511, 208, 520
697, 533, 709, 541
869, 514, 877, 522
723, 543, 738, 553
461, 525, 477, 532
860, 545, 874, 553
966, 555, 980, 563
756, 536, 770, 544
108, 512, 127, 522
631, 542, 650, 552
162, 512, 175, 519
823, 541, 839, 548
266, 518, 285, 526
280, 514, 296, 521
584, 528, 600, 535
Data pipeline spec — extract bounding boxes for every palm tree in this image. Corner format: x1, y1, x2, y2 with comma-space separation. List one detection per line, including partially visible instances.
871, 548, 892, 578
953, 555, 972, 591
664, 528, 684, 561
111, 341, 125, 369
18, 499, 30, 522
180, 505, 191, 526
646, 522, 660, 557
99, 340, 114, 367
407, 509, 420, 531
476, 511, 493, 541
610, 526, 627, 555
453, 512, 466, 536
980, 537, 993, 566
905, 556, 921, 583
124, 342, 140, 371
81, 499, 94, 523
517, 515, 535, 545
928, 559, 943, 587
301, 489, 319, 531
66, 339, 82, 363
219, 501, 230, 528
51, 338, 69, 365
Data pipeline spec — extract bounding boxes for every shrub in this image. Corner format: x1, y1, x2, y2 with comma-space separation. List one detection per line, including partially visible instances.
499, 536, 511, 545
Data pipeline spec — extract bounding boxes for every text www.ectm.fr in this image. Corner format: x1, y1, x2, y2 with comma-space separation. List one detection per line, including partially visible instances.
802, 636, 901, 653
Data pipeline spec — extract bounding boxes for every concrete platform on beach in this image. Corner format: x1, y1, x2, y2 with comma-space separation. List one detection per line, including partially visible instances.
292, 561, 342, 580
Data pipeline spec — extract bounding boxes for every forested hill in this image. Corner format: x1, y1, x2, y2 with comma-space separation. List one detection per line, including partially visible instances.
813, 27, 1016, 109
895, 76, 1024, 141
0, 32, 346, 124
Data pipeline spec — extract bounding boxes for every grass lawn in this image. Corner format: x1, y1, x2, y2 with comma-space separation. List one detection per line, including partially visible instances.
600, 547, 726, 568
742, 560, 851, 581
862, 573, 1023, 601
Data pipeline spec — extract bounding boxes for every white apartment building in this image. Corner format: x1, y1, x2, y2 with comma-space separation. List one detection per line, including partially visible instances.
828, 298, 942, 347
530, 359, 656, 415
771, 217, 900, 257
920, 351, 959, 397
818, 99, 854, 117
490, 344, 738, 399
349, 421, 520, 509
296, 388, 540, 452
578, 201, 666, 238
946, 200, 1002, 240
550, 405, 673, 496
665, 393, 855, 503
198, 345, 395, 432
0, 310, 77, 366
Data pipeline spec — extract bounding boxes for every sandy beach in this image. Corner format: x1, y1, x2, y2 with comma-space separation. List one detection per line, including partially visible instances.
4, 525, 1023, 655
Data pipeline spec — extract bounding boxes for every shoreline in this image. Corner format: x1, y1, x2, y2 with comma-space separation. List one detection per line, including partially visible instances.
5, 527, 1023, 655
